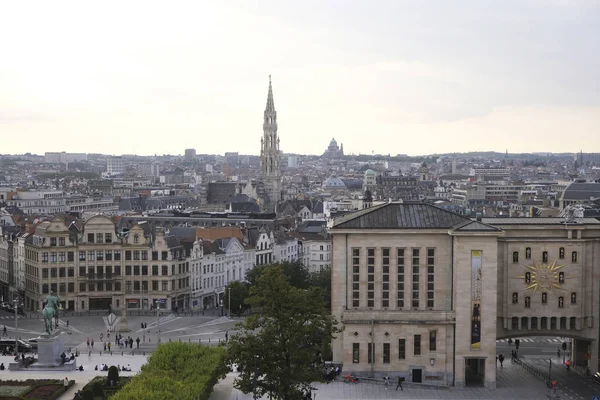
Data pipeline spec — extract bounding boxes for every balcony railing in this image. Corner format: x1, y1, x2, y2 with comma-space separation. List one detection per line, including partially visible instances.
80, 273, 119, 280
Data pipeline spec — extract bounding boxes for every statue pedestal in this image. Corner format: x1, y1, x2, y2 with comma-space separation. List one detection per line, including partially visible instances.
9, 332, 77, 371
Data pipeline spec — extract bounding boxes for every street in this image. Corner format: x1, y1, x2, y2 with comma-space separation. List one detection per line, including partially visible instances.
497, 336, 600, 400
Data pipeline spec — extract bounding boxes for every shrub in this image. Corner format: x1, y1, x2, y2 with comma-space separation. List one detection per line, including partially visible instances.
92, 379, 104, 397
111, 343, 228, 400
81, 389, 94, 400
107, 365, 120, 385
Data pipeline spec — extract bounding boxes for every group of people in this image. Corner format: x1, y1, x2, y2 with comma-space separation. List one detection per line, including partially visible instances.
95, 363, 132, 371
113, 333, 140, 349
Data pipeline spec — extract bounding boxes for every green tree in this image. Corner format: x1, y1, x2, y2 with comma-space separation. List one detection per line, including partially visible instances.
308, 265, 332, 310
246, 261, 310, 289
223, 280, 250, 315
228, 265, 339, 399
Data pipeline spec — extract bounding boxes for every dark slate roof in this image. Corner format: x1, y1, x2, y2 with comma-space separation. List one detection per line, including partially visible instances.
169, 227, 197, 241
165, 235, 182, 249
296, 220, 327, 234
202, 240, 225, 255
453, 220, 503, 232
332, 202, 470, 229
562, 182, 600, 201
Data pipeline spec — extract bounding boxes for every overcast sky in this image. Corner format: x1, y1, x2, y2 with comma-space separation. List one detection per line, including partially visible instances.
1, 0, 598, 156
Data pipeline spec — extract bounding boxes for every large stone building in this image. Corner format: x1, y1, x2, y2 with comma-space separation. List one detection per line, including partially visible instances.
259, 76, 282, 212
330, 202, 600, 388
23, 215, 191, 313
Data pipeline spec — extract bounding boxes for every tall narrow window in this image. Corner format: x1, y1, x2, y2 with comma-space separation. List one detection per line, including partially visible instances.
352, 249, 360, 308
382, 248, 390, 308
542, 251, 548, 263
525, 272, 531, 284
383, 343, 390, 364
558, 297, 564, 308
525, 247, 531, 259
512, 292, 518, 304
512, 252, 519, 263
427, 248, 435, 309
571, 292, 577, 304
397, 249, 405, 309
542, 292, 547, 304
414, 334, 421, 356
368, 343, 375, 364
352, 343, 360, 363
367, 248, 375, 308
398, 339, 406, 360
525, 296, 531, 308
412, 249, 420, 309
559, 247, 565, 259
429, 330, 437, 352
571, 251, 578, 263
558, 272, 564, 284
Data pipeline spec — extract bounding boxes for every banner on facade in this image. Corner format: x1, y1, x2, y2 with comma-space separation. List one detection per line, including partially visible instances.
471, 250, 482, 349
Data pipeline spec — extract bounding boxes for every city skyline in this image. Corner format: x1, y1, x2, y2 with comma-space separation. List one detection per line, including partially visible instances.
1, 1, 599, 156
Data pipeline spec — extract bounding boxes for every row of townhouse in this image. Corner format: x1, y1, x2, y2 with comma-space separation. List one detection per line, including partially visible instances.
1, 213, 330, 314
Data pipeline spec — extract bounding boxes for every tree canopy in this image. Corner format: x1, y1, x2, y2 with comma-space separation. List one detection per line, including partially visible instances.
223, 280, 250, 315
227, 265, 339, 400
111, 342, 228, 400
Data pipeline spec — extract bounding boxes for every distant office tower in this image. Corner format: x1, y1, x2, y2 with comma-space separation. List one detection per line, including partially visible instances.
185, 148, 197, 162
106, 156, 126, 175
287, 155, 298, 168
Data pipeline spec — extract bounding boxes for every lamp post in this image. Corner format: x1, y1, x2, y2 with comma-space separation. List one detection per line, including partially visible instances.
13, 297, 19, 353
228, 287, 231, 318
156, 300, 160, 343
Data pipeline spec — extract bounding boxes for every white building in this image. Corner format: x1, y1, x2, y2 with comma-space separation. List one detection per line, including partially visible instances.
107, 156, 126, 175
273, 232, 299, 264
5, 191, 67, 215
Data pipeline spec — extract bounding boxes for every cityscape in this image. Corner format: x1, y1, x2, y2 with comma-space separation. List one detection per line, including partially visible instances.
1, 2, 600, 400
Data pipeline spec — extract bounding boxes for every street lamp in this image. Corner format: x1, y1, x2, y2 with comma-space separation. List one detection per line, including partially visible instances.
13, 298, 19, 353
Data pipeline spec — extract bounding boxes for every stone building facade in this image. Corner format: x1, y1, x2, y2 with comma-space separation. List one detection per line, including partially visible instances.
23, 215, 191, 313
330, 202, 600, 388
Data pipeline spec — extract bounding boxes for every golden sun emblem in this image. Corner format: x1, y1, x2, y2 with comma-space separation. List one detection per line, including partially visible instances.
517, 260, 566, 293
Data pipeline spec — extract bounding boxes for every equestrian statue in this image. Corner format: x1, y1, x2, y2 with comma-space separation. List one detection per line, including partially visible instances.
42, 292, 61, 335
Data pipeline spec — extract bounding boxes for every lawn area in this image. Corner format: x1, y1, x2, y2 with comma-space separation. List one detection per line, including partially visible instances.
0, 379, 74, 400
79, 375, 133, 400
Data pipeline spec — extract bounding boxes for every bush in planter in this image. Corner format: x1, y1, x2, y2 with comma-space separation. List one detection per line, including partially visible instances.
81, 389, 94, 400
92, 379, 104, 397
107, 365, 120, 385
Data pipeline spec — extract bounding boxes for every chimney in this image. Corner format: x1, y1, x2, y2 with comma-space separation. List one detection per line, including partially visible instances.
476, 213, 482, 222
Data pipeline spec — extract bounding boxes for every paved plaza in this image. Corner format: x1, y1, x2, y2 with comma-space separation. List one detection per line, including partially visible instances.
0, 308, 237, 399
210, 357, 558, 400
0, 311, 596, 400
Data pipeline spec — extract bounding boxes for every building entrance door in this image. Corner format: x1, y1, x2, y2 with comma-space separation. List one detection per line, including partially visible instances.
412, 368, 422, 383
465, 358, 485, 387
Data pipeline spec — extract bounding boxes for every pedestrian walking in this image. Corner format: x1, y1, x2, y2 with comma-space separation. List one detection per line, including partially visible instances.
136, 337, 140, 349
86, 337, 90, 348
383, 374, 389, 389
395, 376, 403, 391
2, 326, 7, 336
103, 343, 107, 351
498, 353, 504, 368
225, 331, 229, 342
100, 333, 104, 342
107, 342, 111, 352
91, 339, 95, 348
63, 377, 69, 388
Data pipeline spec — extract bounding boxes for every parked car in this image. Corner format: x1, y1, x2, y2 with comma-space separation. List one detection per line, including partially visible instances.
0, 338, 33, 353
27, 337, 41, 350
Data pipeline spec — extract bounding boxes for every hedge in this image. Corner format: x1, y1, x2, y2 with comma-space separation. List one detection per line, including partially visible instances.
110, 343, 228, 400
